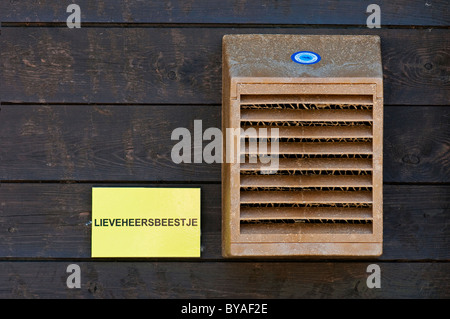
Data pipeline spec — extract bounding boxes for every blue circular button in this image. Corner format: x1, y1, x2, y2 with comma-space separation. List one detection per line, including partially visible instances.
291, 51, 321, 65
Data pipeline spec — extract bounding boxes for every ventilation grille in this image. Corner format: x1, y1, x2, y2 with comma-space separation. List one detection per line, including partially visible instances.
222, 34, 383, 257
239, 101, 374, 237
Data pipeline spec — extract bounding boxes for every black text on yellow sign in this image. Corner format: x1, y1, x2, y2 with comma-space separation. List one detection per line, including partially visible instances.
91, 188, 201, 258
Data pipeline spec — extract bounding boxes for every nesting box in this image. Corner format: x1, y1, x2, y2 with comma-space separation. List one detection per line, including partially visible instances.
222, 34, 383, 257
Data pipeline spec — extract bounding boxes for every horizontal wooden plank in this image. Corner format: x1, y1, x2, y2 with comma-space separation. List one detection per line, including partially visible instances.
384, 106, 450, 183
0, 28, 448, 105
0, 184, 448, 260
0, 261, 449, 299
0, 105, 448, 183
1, 0, 448, 26
0, 105, 221, 182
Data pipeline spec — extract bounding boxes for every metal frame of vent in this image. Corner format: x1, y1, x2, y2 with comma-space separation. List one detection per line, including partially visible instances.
222, 34, 383, 257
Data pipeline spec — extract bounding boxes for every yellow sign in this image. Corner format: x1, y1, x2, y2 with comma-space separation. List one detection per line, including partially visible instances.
91, 188, 201, 258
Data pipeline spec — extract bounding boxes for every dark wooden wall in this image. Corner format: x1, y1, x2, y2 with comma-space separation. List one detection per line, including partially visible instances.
0, 1, 449, 299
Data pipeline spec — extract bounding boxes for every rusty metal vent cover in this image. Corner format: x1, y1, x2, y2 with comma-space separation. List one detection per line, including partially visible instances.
222, 35, 383, 257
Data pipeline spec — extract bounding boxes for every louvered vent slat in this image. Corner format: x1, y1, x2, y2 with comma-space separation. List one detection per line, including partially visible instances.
222, 34, 383, 257
241, 108, 373, 122
240, 94, 374, 105
240, 190, 373, 204
240, 207, 373, 220
240, 175, 373, 187
240, 125, 373, 138
241, 157, 373, 171
240, 222, 373, 235
244, 141, 373, 154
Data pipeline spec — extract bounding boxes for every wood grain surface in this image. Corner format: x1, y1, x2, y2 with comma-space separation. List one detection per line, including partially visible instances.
0, 261, 448, 298
0, 1, 448, 299
1, 28, 448, 105
0, 105, 447, 183
1, 0, 448, 26
0, 183, 448, 260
